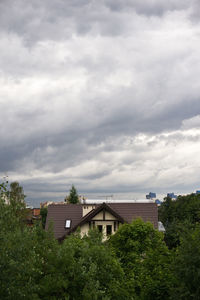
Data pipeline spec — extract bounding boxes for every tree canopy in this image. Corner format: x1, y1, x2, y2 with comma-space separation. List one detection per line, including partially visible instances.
109, 219, 173, 300
40, 207, 48, 229
0, 181, 128, 299
164, 224, 200, 300
1, 180, 200, 300
9, 181, 26, 204
65, 185, 79, 204
159, 193, 200, 248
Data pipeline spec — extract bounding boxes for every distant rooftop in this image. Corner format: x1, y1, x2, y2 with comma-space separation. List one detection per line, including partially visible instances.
81, 199, 154, 204
40, 198, 155, 208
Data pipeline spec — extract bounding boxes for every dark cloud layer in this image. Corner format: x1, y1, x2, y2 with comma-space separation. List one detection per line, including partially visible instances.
0, 0, 200, 205
0, 0, 195, 43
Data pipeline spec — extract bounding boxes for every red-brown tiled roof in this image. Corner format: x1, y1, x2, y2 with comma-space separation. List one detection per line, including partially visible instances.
33, 208, 40, 216
108, 203, 158, 229
45, 204, 82, 239
45, 202, 158, 240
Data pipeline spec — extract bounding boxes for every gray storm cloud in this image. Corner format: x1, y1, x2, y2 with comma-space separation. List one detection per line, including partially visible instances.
0, 0, 200, 205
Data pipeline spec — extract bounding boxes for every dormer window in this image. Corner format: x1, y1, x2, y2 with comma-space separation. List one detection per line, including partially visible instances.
65, 220, 71, 228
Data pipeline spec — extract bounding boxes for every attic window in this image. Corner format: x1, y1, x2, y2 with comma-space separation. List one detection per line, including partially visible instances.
65, 220, 71, 228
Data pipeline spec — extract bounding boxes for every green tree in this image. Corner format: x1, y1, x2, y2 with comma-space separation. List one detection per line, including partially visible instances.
0, 182, 37, 299
159, 193, 200, 248
0, 181, 131, 300
58, 229, 130, 300
109, 219, 173, 300
40, 207, 48, 229
0, 181, 61, 300
171, 225, 200, 299
66, 185, 79, 204
9, 181, 26, 204
159, 196, 175, 227
0, 180, 28, 229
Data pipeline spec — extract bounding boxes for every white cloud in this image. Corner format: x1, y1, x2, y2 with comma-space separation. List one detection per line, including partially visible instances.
182, 115, 200, 129
0, 0, 200, 204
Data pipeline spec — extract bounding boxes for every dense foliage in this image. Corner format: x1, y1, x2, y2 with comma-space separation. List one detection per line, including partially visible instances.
159, 193, 200, 299
0, 182, 127, 300
172, 225, 200, 299
1, 181, 200, 299
159, 193, 200, 248
40, 207, 48, 229
109, 219, 173, 300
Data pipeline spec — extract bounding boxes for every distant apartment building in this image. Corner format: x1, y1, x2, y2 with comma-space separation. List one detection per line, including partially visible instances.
167, 193, 177, 200
146, 192, 156, 199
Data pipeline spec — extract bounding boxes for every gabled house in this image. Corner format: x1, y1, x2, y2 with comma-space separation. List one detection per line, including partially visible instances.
46, 201, 158, 241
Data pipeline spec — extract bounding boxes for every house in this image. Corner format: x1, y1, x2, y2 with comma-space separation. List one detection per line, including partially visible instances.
26, 208, 41, 226
45, 200, 158, 241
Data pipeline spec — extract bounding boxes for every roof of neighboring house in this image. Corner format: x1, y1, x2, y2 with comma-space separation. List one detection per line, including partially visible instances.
46, 202, 158, 240
45, 204, 83, 239
25, 208, 41, 226
33, 208, 41, 216
107, 203, 158, 228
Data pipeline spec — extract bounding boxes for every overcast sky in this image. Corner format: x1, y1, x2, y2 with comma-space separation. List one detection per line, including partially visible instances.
1, 0, 200, 206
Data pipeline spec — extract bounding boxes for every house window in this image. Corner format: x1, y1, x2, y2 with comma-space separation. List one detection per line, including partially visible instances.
98, 225, 103, 233
106, 225, 112, 236
65, 220, 71, 228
